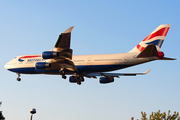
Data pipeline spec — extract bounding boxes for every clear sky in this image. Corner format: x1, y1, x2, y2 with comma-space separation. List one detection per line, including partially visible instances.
0, 0, 180, 120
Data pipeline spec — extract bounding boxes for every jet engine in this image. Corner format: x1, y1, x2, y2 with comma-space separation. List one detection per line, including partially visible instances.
157, 51, 164, 58
35, 62, 51, 69
42, 51, 59, 59
99, 76, 114, 84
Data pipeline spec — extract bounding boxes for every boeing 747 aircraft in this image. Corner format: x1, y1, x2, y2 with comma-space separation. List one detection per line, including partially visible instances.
4, 24, 175, 85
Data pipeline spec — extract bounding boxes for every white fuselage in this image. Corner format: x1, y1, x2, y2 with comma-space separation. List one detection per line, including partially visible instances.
4, 52, 156, 75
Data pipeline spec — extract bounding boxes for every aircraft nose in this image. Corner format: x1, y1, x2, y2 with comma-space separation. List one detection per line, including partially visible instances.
4, 63, 10, 70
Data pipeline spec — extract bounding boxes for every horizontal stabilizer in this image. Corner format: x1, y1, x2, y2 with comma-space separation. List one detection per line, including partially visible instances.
136, 44, 158, 58
157, 57, 176, 60
85, 70, 150, 78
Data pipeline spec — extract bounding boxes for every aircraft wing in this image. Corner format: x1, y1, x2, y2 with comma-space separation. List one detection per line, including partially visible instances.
85, 70, 150, 78
43, 26, 77, 72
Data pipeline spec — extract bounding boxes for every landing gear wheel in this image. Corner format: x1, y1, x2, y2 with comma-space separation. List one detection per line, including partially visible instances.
77, 81, 81, 85
17, 78, 21, 81
59, 68, 67, 79
62, 75, 67, 79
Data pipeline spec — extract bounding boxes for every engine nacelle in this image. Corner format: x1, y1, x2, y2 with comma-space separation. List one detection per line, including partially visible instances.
42, 51, 59, 59
35, 62, 51, 69
69, 76, 77, 83
157, 51, 164, 58
99, 77, 114, 84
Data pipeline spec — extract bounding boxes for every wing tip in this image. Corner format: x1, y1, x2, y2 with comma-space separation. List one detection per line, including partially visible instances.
143, 70, 151, 74
64, 26, 74, 33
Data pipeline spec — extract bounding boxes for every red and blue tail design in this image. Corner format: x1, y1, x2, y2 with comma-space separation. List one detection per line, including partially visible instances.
129, 24, 171, 53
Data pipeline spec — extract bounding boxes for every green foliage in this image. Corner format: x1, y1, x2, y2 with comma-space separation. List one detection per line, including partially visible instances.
140, 111, 148, 120
133, 110, 180, 120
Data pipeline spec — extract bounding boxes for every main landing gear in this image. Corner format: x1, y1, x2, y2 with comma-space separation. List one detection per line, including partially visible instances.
59, 68, 67, 79
59, 68, 84, 85
69, 73, 85, 85
16, 73, 21, 81
62, 74, 67, 79
77, 81, 81, 85
75, 75, 84, 85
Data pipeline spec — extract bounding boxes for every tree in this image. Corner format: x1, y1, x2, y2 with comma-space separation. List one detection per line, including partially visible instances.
132, 110, 180, 120
0, 102, 5, 120
0, 111, 5, 120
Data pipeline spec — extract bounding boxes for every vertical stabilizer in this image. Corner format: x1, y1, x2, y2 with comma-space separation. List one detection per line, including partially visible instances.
129, 24, 171, 53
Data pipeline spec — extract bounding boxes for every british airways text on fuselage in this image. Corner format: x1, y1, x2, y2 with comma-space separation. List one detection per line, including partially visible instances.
27, 59, 42, 62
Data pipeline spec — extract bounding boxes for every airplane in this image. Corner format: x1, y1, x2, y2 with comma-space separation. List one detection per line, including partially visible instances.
4, 24, 176, 85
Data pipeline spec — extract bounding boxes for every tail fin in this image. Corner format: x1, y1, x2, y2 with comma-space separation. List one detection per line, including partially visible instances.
129, 24, 171, 53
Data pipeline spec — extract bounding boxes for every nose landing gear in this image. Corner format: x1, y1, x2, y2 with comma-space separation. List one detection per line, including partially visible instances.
16, 73, 21, 81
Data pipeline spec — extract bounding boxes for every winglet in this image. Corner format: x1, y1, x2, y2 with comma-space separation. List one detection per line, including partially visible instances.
54, 26, 74, 49
143, 70, 151, 74
135, 70, 150, 75
63, 26, 74, 33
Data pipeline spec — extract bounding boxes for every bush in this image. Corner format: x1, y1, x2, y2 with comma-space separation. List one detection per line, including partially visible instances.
132, 110, 180, 120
